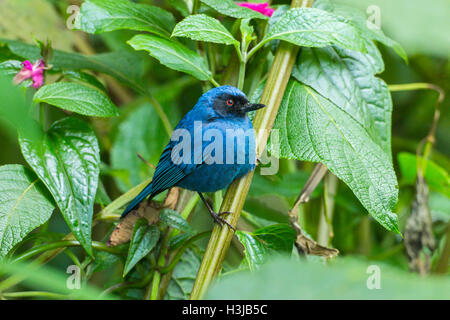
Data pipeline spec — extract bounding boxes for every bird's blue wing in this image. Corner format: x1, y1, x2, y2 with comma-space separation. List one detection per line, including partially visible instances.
121, 142, 199, 217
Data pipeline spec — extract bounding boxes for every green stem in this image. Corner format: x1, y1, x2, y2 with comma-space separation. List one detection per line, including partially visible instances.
246, 40, 266, 62
1, 291, 67, 299
12, 240, 123, 263
210, 77, 220, 88
149, 270, 161, 300
238, 60, 246, 91
159, 231, 211, 274
388, 83, 444, 103
189, 0, 313, 300
148, 95, 172, 137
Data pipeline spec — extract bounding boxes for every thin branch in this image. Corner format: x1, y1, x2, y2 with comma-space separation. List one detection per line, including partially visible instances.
289, 163, 328, 214
288, 163, 338, 257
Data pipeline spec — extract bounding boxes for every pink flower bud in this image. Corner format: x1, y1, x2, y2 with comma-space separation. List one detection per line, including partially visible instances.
237, 2, 275, 17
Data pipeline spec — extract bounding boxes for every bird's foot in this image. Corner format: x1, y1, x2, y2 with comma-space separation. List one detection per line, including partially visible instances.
256, 157, 262, 166
209, 211, 235, 230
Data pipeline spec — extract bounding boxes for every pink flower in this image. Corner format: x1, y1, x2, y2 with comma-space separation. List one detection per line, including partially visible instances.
237, 2, 275, 17
13, 59, 46, 89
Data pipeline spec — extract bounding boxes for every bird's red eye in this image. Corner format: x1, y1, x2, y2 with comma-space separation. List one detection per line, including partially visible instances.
226, 99, 234, 106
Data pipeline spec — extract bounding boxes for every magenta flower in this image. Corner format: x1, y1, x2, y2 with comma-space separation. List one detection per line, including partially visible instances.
13, 59, 46, 89
237, 2, 275, 17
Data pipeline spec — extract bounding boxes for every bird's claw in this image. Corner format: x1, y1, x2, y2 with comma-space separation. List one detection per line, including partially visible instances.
211, 211, 235, 231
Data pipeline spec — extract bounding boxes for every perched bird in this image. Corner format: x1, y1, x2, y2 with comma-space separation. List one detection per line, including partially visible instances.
121, 86, 265, 228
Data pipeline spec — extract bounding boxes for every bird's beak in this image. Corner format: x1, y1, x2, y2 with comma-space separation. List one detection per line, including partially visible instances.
242, 103, 266, 113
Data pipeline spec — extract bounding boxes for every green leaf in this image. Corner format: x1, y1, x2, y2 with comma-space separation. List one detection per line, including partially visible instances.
272, 81, 399, 233
292, 39, 393, 156
34, 82, 119, 118
235, 231, 267, 272
89, 250, 120, 274
159, 209, 193, 233
127, 34, 212, 81
333, 0, 450, 58
165, 248, 201, 300
200, 0, 268, 20
0, 39, 144, 91
168, 233, 192, 250
0, 165, 55, 258
207, 257, 450, 299
240, 19, 256, 45
61, 71, 107, 92
398, 152, 450, 197
165, 0, 189, 17
262, 8, 365, 52
124, 218, 160, 276
19, 117, 100, 256
172, 14, 238, 46
0, 60, 22, 75
76, 0, 175, 38
252, 224, 296, 254
314, 0, 407, 62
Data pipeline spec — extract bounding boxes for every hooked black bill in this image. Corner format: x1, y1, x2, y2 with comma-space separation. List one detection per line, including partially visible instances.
241, 103, 266, 113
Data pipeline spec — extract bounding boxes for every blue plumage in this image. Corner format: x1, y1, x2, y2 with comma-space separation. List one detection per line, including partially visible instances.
122, 86, 265, 220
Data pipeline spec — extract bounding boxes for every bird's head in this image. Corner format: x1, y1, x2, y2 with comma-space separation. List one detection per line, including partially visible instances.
199, 85, 266, 118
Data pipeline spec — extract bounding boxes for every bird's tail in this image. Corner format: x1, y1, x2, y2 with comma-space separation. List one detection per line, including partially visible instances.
121, 182, 154, 218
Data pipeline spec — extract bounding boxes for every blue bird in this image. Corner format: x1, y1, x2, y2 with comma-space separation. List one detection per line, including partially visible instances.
121, 86, 265, 228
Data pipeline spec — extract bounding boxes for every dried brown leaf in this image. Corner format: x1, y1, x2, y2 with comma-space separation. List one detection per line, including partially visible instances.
108, 188, 179, 246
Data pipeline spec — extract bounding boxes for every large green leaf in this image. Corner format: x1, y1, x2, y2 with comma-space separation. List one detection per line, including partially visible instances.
34, 82, 119, 117
123, 218, 160, 276
292, 39, 393, 156
19, 118, 100, 256
207, 257, 450, 299
0, 165, 55, 258
262, 8, 366, 52
0, 39, 144, 90
335, 0, 449, 57
76, 0, 175, 38
235, 230, 266, 272
165, 248, 201, 300
127, 34, 212, 81
172, 14, 239, 46
200, 0, 268, 20
314, 0, 407, 61
272, 81, 399, 233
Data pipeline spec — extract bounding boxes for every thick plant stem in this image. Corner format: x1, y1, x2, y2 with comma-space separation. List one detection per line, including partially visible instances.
189, 0, 313, 300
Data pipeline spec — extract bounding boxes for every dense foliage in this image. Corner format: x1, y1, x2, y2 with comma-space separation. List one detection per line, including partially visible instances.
0, 0, 448, 300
